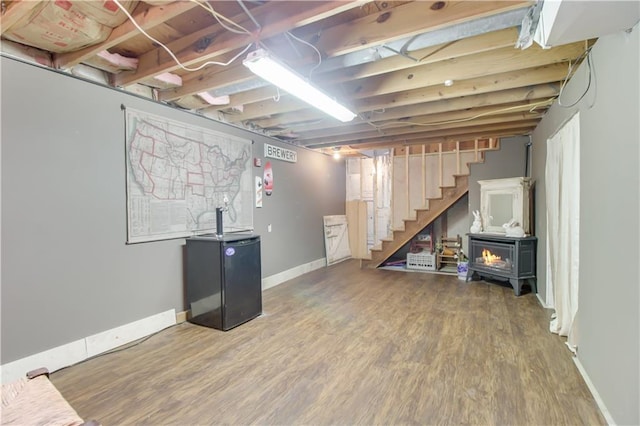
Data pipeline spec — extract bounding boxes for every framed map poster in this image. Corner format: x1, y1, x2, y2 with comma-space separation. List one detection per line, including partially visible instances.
125, 108, 253, 243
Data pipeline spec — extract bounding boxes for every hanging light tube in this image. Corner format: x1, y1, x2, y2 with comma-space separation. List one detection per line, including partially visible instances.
243, 49, 356, 122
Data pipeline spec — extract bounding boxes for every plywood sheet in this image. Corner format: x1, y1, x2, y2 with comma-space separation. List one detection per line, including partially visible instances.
345, 201, 367, 259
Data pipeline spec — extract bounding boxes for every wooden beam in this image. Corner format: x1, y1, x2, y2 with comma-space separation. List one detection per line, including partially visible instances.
203, 16, 577, 124
116, 1, 365, 87
438, 143, 443, 189
335, 124, 538, 150
475, 139, 479, 162
294, 99, 552, 141
319, 27, 519, 84
223, 95, 304, 123
53, 1, 198, 69
356, 62, 567, 112
373, 156, 378, 243
405, 148, 410, 218
200, 26, 518, 114
159, 64, 256, 101
315, 1, 530, 57
182, 13, 521, 112
380, 138, 492, 155
0, 0, 40, 35
421, 145, 426, 204
226, 62, 567, 123
265, 85, 559, 133
339, 42, 585, 100
301, 115, 542, 147
216, 85, 280, 110
390, 147, 395, 230
291, 94, 554, 140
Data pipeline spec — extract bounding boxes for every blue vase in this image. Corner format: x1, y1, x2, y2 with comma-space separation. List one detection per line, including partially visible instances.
457, 261, 469, 280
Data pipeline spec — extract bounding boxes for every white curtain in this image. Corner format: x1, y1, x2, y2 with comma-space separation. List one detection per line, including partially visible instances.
545, 112, 580, 352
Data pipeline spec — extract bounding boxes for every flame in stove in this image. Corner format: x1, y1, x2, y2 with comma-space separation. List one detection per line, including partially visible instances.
482, 249, 502, 264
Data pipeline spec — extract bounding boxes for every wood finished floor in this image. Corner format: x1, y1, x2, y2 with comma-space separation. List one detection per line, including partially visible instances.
51, 260, 605, 425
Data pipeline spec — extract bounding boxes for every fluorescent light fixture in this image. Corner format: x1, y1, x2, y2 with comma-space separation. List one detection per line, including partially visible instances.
243, 49, 356, 122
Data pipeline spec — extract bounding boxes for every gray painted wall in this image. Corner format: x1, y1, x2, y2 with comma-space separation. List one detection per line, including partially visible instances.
531, 24, 639, 425
467, 136, 530, 252
1, 57, 345, 363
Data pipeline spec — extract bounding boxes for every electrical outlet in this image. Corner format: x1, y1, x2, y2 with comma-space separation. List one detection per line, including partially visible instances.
268, 224, 272, 232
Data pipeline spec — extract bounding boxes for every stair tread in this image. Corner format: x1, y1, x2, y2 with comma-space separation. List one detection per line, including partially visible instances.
367, 186, 468, 268
364, 155, 477, 268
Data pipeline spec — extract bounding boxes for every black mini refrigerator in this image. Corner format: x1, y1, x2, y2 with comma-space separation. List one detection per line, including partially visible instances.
186, 234, 262, 331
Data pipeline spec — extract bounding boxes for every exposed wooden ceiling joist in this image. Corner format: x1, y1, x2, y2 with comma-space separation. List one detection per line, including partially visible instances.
254, 84, 559, 131
299, 111, 544, 147
293, 98, 552, 141
0, 0, 594, 154
310, 122, 540, 149
313, 1, 530, 57
53, 1, 199, 69
0, 0, 41, 35
222, 55, 573, 124
116, 1, 365, 87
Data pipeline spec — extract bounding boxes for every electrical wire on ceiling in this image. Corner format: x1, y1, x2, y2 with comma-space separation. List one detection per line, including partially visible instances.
236, 0, 261, 31
417, 40, 458, 62
225, 0, 326, 102
112, 0, 254, 72
268, 118, 327, 132
557, 46, 594, 108
234, 0, 323, 81
363, 97, 556, 130
357, 45, 592, 129
193, 0, 252, 35
284, 31, 323, 79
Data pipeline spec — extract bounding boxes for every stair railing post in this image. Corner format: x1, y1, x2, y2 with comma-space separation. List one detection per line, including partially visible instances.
390, 147, 395, 231
373, 154, 378, 245
421, 144, 426, 207
474, 138, 479, 162
405, 146, 410, 219
456, 140, 461, 175
438, 143, 443, 194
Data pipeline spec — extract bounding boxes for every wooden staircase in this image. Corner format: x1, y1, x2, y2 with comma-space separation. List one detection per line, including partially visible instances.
362, 174, 469, 269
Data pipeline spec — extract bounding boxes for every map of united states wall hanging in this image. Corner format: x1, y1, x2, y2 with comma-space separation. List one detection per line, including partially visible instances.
125, 108, 253, 243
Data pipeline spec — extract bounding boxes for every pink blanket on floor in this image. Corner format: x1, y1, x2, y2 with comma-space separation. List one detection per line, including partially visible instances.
1, 375, 84, 425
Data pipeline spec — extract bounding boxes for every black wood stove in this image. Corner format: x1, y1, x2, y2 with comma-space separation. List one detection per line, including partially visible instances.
466, 233, 537, 296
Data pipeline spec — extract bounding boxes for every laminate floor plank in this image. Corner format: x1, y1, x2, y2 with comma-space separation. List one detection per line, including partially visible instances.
51, 260, 605, 425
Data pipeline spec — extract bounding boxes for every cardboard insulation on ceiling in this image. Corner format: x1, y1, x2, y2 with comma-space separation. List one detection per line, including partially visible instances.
3, 0, 137, 53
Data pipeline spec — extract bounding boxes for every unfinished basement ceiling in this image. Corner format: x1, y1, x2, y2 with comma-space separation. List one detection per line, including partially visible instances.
1, 1, 596, 156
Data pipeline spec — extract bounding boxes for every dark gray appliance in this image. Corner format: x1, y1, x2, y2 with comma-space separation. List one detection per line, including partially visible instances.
186, 234, 262, 331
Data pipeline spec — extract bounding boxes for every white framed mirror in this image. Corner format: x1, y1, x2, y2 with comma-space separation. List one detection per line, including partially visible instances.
479, 177, 532, 234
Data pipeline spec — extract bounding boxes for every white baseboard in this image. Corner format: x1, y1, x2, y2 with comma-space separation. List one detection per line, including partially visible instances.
1, 259, 328, 384
0, 339, 88, 385
85, 309, 175, 358
573, 356, 616, 425
262, 258, 326, 290
1, 309, 176, 384
536, 292, 553, 309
